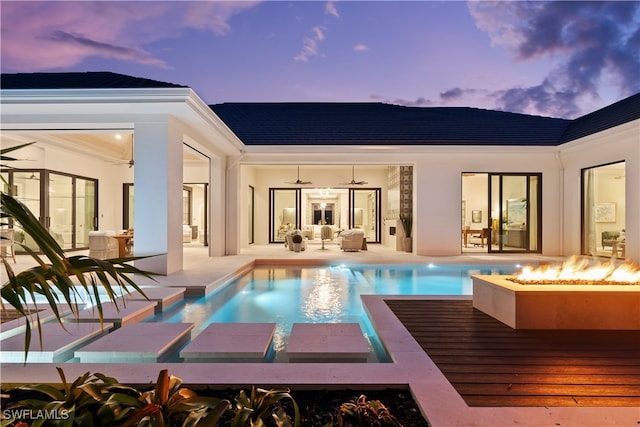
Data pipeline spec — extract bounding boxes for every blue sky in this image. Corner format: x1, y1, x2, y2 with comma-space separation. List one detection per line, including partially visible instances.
2, 1, 639, 119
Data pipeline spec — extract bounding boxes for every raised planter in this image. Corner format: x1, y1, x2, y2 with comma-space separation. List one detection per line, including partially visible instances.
472, 275, 640, 330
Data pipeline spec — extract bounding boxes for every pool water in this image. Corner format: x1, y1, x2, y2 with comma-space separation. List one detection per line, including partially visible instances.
152, 263, 518, 362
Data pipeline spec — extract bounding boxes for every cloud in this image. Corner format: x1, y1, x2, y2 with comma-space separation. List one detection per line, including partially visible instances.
294, 2, 339, 63
467, 1, 640, 117
294, 26, 326, 63
377, 85, 587, 119
380, 89, 487, 110
45, 30, 169, 68
184, 1, 260, 35
353, 43, 369, 52
325, 1, 340, 18
0, 1, 260, 72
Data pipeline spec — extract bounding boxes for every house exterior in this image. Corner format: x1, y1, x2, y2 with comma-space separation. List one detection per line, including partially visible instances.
1, 72, 638, 274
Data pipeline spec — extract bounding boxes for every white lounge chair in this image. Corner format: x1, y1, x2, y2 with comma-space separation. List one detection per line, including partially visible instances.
88, 231, 118, 259
339, 229, 365, 252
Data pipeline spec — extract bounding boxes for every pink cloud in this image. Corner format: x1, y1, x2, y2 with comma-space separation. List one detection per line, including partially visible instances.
0, 1, 260, 72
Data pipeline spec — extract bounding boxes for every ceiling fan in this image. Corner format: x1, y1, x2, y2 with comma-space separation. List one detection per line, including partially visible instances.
285, 166, 312, 185
340, 166, 368, 185
110, 137, 134, 168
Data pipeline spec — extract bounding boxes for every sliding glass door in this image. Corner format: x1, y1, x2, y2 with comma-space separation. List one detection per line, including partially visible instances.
49, 173, 74, 249
349, 188, 381, 243
76, 178, 97, 249
270, 188, 300, 243
488, 173, 541, 253
581, 161, 625, 258
248, 185, 255, 245
1, 169, 97, 251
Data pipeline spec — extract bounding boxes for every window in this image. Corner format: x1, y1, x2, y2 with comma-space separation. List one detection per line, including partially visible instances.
582, 161, 626, 258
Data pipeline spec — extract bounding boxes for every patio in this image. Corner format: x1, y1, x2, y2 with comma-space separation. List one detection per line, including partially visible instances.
1, 245, 638, 426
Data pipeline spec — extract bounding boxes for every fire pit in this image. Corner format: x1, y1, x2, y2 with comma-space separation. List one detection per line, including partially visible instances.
472, 258, 640, 330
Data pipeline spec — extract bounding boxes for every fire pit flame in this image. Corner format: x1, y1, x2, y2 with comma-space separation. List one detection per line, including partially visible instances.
512, 257, 640, 285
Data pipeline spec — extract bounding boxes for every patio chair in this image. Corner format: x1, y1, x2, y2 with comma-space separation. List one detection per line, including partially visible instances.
284, 230, 307, 251
320, 225, 333, 250
0, 228, 16, 263
339, 229, 365, 252
88, 231, 118, 259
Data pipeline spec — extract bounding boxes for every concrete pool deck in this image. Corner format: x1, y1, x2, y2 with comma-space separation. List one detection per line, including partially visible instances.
2, 245, 636, 426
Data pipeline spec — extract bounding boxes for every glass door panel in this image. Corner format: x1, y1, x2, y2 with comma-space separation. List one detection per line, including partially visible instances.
490, 174, 501, 250
270, 189, 300, 243
13, 171, 41, 221
123, 184, 134, 230
248, 185, 255, 244
489, 173, 541, 253
49, 173, 73, 249
12, 171, 43, 251
75, 178, 97, 248
349, 188, 381, 243
581, 162, 625, 258
528, 175, 540, 252
2, 170, 98, 252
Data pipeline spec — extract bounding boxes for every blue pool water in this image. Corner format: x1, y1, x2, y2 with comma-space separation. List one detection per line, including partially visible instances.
152, 263, 519, 362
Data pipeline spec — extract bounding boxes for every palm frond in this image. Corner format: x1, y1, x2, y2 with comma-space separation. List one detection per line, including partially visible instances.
1, 192, 157, 360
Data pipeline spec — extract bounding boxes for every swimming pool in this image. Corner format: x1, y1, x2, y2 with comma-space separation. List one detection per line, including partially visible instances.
151, 263, 519, 362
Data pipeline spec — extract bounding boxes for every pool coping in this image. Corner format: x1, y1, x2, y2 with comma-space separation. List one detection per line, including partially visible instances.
2, 258, 636, 426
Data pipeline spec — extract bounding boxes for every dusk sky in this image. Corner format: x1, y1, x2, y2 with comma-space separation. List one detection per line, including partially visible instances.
2, 1, 639, 119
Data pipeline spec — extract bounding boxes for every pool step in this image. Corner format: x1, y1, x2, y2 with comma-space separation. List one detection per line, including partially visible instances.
180, 323, 276, 362
286, 323, 370, 362
1, 321, 113, 363
75, 323, 194, 363
123, 287, 186, 312
0, 304, 75, 340
68, 301, 156, 327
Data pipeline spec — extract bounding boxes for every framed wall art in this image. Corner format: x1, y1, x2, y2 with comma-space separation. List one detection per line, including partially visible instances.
595, 202, 616, 223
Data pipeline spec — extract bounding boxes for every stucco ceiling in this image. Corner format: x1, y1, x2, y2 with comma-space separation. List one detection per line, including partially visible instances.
1, 132, 205, 164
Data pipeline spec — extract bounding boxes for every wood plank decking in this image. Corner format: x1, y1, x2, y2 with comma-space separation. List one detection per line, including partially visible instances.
386, 299, 640, 407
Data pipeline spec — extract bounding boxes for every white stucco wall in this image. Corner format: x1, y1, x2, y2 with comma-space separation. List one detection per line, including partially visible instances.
236, 147, 565, 257
414, 147, 562, 256
558, 119, 640, 263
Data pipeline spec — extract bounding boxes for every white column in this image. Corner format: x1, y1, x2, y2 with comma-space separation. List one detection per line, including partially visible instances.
133, 118, 183, 274
224, 159, 240, 255
209, 155, 227, 256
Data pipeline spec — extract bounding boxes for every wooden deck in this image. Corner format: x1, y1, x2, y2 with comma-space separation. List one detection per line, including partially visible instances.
386, 299, 640, 407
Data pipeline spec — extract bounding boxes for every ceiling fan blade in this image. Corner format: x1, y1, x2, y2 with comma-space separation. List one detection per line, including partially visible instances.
339, 166, 367, 185
285, 166, 312, 185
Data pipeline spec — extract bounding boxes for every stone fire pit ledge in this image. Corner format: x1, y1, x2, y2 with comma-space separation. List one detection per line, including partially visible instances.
471, 275, 640, 330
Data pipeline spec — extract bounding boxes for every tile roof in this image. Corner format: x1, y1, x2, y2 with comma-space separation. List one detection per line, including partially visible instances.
0, 72, 185, 89
2, 72, 638, 147
210, 102, 571, 146
559, 92, 640, 143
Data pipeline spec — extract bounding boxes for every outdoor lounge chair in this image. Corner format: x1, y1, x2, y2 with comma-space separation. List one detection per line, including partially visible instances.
284, 230, 307, 251
339, 229, 365, 252
0, 228, 16, 263
88, 231, 118, 259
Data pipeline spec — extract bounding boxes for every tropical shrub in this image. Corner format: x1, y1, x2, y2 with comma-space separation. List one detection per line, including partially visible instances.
334, 394, 402, 427
1, 370, 304, 427
399, 213, 412, 238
